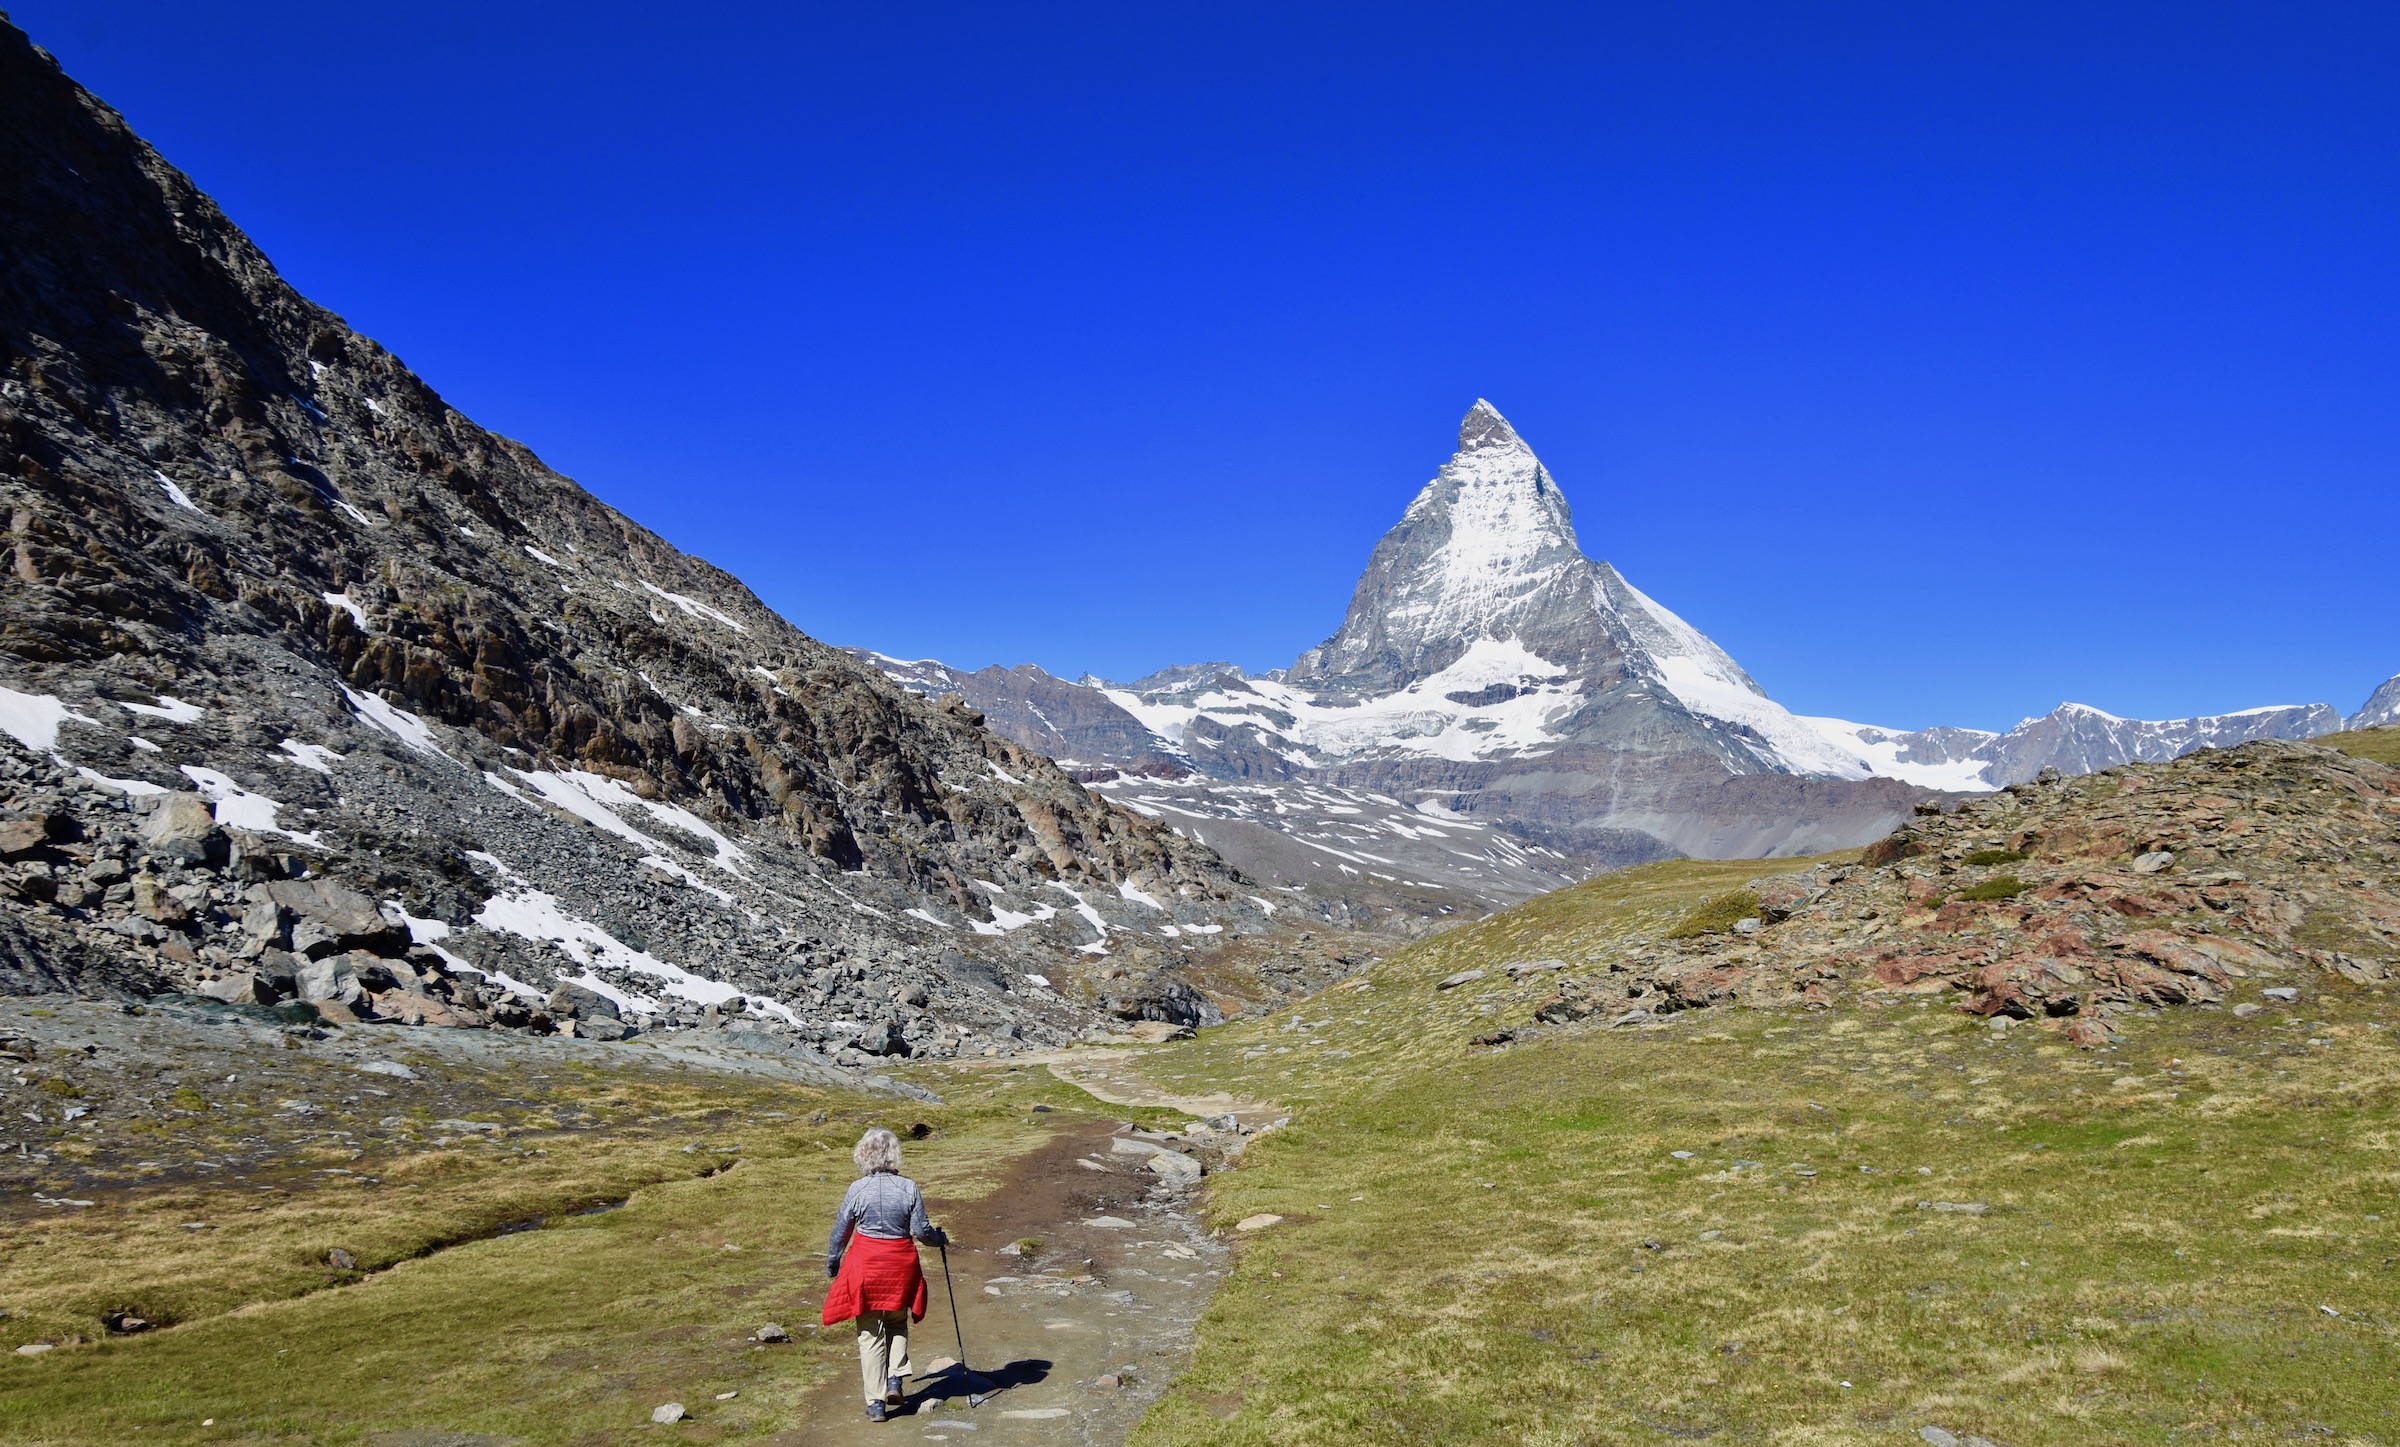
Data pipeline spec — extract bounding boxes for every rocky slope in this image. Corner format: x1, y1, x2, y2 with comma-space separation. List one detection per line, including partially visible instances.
1524, 738, 2398, 1046
0, 19, 1326, 1064
2351, 673, 2400, 731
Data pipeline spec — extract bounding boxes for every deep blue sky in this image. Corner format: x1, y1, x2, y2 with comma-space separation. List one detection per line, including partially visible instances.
19, 3, 2398, 730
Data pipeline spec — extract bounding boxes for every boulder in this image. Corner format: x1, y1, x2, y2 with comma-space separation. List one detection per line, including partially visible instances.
130, 877, 190, 927
546, 982, 620, 1021
854, 1021, 903, 1056
294, 953, 366, 1006
1144, 1150, 1202, 1182
266, 879, 407, 957
0, 812, 66, 858
1119, 1020, 1193, 1044
1100, 973, 1222, 1027
139, 794, 225, 867
194, 971, 273, 1005
1435, 969, 1486, 991
239, 899, 288, 948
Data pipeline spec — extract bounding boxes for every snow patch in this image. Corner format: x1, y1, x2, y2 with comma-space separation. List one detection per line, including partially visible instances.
524, 545, 566, 568
0, 688, 100, 752
76, 767, 166, 796
342, 687, 453, 762
473, 886, 794, 1021
277, 740, 343, 775
334, 500, 376, 528
1117, 880, 1164, 910
179, 765, 322, 845
639, 853, 735, 905
154, 471, 202, 513
638, 580, 745, 632
121, 695, 204, 725
321, 592, 368, 629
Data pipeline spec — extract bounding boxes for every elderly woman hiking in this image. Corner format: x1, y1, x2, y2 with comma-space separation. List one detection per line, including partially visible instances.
823, 1126, 949, 1422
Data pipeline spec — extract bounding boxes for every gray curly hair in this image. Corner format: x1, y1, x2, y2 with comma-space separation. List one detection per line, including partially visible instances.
853, 1126, 903, 1175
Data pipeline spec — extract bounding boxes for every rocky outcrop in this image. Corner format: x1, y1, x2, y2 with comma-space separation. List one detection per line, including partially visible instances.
2351, 673, 2400, 732
1526, 739, 2398, 1046
0, 18, 1305, 1060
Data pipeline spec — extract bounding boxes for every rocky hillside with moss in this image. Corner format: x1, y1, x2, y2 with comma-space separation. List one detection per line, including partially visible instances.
0, 19, 1331, 1067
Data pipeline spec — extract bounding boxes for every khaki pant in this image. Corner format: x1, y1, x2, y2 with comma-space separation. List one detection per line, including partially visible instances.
855, 1309, 912, 1403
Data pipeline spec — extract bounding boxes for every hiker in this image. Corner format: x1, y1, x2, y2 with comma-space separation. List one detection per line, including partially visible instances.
822, 1126, 949, 1422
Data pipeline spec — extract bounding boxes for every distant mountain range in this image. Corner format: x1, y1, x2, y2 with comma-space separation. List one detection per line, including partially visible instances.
856, 401, 2395, 904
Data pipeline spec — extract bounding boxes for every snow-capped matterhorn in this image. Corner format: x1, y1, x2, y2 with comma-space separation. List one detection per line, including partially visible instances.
860, 400, 2380, 895
1280, 399, 1872, 776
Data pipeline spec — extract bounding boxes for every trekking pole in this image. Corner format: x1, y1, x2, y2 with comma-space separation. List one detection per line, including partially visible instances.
936, 1240, 987, 1407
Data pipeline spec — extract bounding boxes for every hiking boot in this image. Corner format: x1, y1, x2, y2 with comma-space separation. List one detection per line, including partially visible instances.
885, 1375, 905, 1406
864, 1400, 887, 1423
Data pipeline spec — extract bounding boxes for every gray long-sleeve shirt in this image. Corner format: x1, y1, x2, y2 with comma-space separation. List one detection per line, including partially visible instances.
828, 1170, 937, 1268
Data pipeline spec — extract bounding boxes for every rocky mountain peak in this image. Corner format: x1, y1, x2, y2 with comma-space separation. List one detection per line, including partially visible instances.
1457, 397, 1524, 451
1289, 401, 1595, 697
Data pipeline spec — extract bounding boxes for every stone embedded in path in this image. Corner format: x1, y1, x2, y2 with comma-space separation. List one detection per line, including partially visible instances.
1120, 1020, 1194, 1043
1235, 1213, 1284, 1232
1001, 1407, 1072, 1419
1083, 1215, 1136, 1229
1145, 1150, 1202, 1182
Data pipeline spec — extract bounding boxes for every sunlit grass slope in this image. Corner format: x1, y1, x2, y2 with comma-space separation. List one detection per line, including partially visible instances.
2325, 726, 2400, 767
1135, 857, 2400, 1445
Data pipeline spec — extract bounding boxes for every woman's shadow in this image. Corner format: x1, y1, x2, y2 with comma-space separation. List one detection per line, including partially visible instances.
910, 1357, 1051, 1412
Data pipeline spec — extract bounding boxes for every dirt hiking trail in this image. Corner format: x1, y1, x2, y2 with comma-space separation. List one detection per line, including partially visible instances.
785, 1050, 1279, 1446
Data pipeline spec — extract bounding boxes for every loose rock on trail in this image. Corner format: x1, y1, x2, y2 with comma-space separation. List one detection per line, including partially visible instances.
784, 1114, 1237, 1446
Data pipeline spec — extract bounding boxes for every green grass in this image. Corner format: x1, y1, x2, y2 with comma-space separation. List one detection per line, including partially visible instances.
1964, 848, 2029, 867
1125, 856, 2400, 1445
0, 1061, 1101, 1445
2323, 726, 2400, 766
1665, 887, 1766, 940
1955, 874, 2027, 901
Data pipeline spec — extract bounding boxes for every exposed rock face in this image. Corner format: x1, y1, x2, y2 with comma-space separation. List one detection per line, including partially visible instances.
0, 19, 1300, 1058
2351, 673, 2400, 731
850, 655, 1188, 777
1527, 739, 2399, 1046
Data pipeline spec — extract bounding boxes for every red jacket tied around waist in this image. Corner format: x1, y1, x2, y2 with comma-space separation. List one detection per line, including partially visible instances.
822, 1231, 928, 1324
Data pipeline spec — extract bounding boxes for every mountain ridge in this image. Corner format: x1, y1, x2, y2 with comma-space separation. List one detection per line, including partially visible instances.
858, 401, 2391, 894
0, 18, 1338, 1060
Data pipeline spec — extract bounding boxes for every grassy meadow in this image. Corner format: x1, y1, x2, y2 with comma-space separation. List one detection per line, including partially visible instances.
1131, 854, 2400, 1446
0, 1060, 1124, 1445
